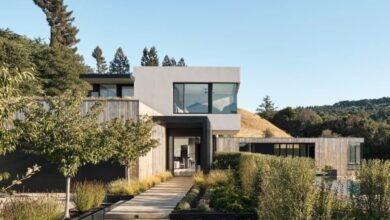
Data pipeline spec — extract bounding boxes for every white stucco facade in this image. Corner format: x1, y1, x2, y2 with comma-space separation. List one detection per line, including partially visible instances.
134, 67, 241, 134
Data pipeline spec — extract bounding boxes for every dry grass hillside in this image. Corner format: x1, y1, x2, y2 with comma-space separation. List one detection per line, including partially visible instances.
234, 108, 291, 138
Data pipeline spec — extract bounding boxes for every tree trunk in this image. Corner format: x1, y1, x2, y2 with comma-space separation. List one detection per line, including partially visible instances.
125, 165, 130, 184
64, 176, 71, 219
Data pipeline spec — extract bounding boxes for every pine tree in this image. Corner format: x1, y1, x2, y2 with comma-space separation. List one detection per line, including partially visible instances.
162, 55, 172, 66
92, 46, 108, 73
33, 0, 79, 48
110, 47, 130, 74
148, 46, 159, 66
256, 95, 277, 120
171, 57, 177, 66
177, 58, 186, 66
140, 46, 159, 66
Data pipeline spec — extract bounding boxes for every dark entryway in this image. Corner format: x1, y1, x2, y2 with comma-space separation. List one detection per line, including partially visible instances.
153, 116, 212, 176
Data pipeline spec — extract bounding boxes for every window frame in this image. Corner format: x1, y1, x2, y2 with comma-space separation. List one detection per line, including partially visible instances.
173, 82, 238, 114
348, 143, 361, 170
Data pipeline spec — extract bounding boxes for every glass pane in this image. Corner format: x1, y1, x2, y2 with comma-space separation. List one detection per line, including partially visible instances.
274, 144, 280, 156
293, 144, 300, 157
348, 144, 356, 164
239, 143, 250, 152
100, 84, 117, 97
300, 144, 307, 157
286, 144, 293, 156
173, 84, 184, 113
122, 86, 134, 97
280, 144, 286, 157
212, 84, 237, 113
184, 84, 209, 113
356, 144, 361, 164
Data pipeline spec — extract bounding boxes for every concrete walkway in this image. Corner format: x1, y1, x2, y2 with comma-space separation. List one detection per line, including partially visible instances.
104, 177, 193, 220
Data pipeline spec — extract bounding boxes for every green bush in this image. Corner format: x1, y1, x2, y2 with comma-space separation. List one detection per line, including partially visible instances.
0, 197, 62, 220
73, 181, 106, 212
212, 153, 241, 170
351, 159, 390, 218
177, 185, 201, 210
210, 185, 253, 213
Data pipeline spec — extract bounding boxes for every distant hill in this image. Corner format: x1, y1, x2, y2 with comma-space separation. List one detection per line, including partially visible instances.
308, 97, 390, 122
235, 108, 291, 138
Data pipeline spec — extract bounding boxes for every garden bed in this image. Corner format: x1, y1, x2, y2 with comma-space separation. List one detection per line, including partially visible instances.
170, 210, 257, 220
70, 200, 125, 220
105, 194, 134, 204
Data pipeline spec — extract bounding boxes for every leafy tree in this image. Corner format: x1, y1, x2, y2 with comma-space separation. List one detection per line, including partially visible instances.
263, 128, 274, 138
141, 46, 159, 66
177, 57, 186, 66
17, 93, 112, 218
92, 46, 108, 73
162, 55, 173, 66
110, 47, 130, 74
106, 116, 158, 181
256, 95, 277, 120
33, 0, 79, 48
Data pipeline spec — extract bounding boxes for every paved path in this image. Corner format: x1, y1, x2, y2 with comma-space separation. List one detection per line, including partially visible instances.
104, 177, 193, 220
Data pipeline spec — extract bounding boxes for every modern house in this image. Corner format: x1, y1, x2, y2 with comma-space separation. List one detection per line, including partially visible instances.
80, 67, 364, 178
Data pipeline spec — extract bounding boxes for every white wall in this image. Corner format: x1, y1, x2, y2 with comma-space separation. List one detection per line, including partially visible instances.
134, 67, 241, 134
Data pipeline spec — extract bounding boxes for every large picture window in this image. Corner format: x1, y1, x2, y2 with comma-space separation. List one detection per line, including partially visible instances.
173, 83, 237, 114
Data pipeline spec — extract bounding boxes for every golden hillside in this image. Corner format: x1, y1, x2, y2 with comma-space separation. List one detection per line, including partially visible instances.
234, 108, 291, 138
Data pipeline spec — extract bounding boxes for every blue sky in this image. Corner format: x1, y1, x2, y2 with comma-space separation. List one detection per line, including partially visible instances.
1, 0, 389, 111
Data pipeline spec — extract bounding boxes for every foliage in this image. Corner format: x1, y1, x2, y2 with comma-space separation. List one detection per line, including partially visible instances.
107, 172, 173, 196
0, 29, 90, 96
92, 46, 108, 73
105, 116, 158, 177
193, 170, 205, 187
0, 197, 62, 220
109, 47, 130, 74
256, 95, 277, 120
1, 164, 40, 194
210, 185, 253, 213
211, 153, 241, 170
33, 0, 79, 48
16, 92, 111, 218
141, 46, 159, 66
177, 57, 186, 66
263, 128, 274, 137
350, 159, 390, 218
73, 181, 106, 212
204, 170, 231, 188
177, 185, 201, 210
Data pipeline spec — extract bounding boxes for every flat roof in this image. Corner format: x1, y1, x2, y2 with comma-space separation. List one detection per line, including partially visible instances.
79, 73, 134, 84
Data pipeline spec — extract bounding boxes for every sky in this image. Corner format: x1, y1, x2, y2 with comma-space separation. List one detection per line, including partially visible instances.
1, 0, 390, 111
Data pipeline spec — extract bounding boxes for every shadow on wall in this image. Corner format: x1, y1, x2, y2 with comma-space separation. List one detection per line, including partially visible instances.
0, 149, 125, 192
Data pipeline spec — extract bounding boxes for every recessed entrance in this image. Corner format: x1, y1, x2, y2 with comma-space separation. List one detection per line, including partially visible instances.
173, 137, 201, 176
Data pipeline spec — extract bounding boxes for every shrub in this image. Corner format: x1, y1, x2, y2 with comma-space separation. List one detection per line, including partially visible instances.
193, 170, 206, 187
0, 197, 62, 220
256, 156, 317, 219
177, 185, 201, 210
210, 185, 253, 213
73, 181, 106, 212
351, 159, 390, 218
212, 153, 241, 170
205, 170, 230, 187
157, 171, 173, 182
107, 179, 140, 196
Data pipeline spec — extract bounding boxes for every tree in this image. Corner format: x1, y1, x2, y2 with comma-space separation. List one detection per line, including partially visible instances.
177, 58, 186, 66
263, 128, 274, 138
110, 47, 130, 74
33, 0, 79, 48
256, 95, 277, 120
162, 55, 173, 66
171, 57, 177, 66
92, 46, 108, 73
107, 116, 158, 182
141, 46, 159, 66
18, 93, 112, 218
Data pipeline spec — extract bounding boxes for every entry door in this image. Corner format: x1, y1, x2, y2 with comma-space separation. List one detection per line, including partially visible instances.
172, 136, 200, 176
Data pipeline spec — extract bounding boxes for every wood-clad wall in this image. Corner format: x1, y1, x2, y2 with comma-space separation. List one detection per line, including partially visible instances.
81, 99, 139, 121
136, 123, 166, 180
216, 137, 364, 177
